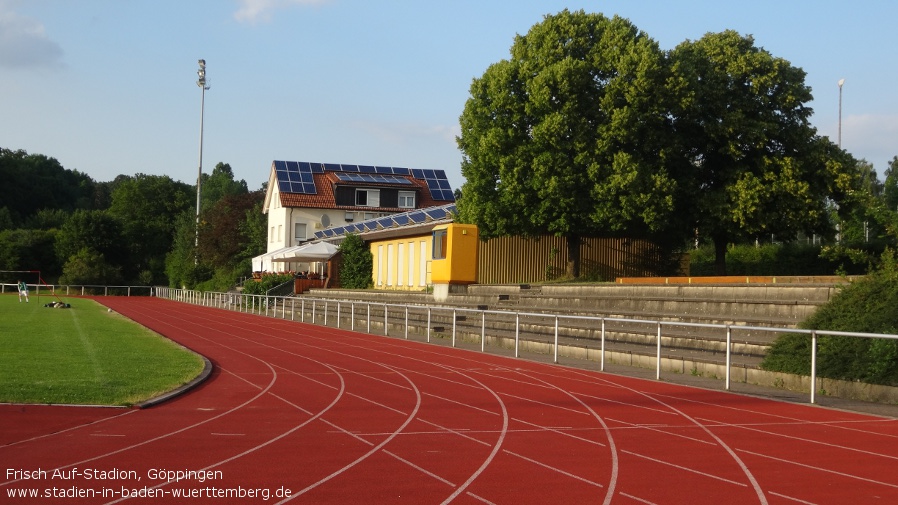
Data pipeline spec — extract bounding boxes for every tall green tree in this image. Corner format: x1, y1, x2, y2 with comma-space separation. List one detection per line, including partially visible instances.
456, 10, 676, 277
669, 31, 855, 274
107, 174, 193, 282
55, 209, 127, 269
0, 148, 97, 226
201, 162, 249, 211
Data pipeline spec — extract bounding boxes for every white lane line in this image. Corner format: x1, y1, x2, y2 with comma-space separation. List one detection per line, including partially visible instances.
576, 391, 683, 417
768, 490, 817, 504
438, 370, 509, 505
619, 492, 658, 504
621, 449, 748, 487
696, 416, 898, 461
500, 391, 593, 415
480, 366, 619, 505
279, 363, 422, 504
560, 368, 768, 504
737, 448, 898, 489
604, 417, 717, 446
503, 449, 603, 487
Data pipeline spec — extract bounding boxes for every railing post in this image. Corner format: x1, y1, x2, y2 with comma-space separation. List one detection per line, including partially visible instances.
452, 309, 457, 347
291, 299, 295, 321
810, 330, 818, 404
324, 301, 328, 326
351, 302, 355, 331
384, 303, 388, 336
656, 322, 662, 380
312, 300, 316, 324
404, 306, 409, 340
301, 299, 305, 322
725, 325, 732, 391
515, 313, 520, 358
481, 310, 486, 352
427, 308, 431, 343
336, 302, 340, 328
600, 318, 606, 372
554, 316, 559, 364
367, 303, 371, 333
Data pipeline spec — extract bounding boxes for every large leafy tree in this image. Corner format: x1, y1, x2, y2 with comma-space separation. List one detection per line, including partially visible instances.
0, 148, 97, 226
201, 162, 249, 211
456, 10, 677, 277
107, 174, 193, 282
669, 31, 855, 274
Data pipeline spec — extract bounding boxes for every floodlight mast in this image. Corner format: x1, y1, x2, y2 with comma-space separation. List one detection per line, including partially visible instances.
195, 59, 210, 264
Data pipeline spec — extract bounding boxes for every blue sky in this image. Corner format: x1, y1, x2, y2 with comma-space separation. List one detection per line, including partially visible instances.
1, 0, 896, 193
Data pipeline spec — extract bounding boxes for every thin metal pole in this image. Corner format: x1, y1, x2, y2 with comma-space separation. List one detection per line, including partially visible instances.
367, 303, 371, 333
351, 302, 355, 331
725, 325, 732, 390
336, 302, 340, 328
404, 307, 409, 340
452, 309, 456, 347
384, 303, 388, 336
427, 308, 431, 343
810, 331, 818, 404
515, 313, 520, 357
481, 310, 486, 352
600, 318, 605, 372
553, 316, 559, 363
656, 322, 662, 380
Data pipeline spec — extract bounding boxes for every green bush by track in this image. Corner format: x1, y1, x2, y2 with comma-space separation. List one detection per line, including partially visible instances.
762, 249, 898, 386
0, 294, 204, 406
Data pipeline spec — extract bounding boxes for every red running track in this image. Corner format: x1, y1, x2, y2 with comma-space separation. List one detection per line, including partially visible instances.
2, 296, 898, 504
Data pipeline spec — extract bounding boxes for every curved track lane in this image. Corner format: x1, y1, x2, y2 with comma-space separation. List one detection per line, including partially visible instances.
2, 297, 898, 504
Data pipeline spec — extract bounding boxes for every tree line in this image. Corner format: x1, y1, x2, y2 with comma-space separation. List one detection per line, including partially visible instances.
457, 10, 898, 276
0, 148, 266, 290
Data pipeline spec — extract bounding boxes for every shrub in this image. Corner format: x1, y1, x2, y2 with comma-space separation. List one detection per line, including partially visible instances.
338, 233, 373, 289
762, 248, 898, 385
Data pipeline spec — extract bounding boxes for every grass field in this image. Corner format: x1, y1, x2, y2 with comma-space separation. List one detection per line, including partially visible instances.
0, 294, 205, 406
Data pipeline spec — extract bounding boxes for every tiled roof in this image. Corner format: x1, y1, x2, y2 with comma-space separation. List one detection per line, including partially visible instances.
272, 161, 455, 211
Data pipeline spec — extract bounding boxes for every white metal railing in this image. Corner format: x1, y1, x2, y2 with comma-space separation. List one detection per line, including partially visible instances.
153, 287, 898, 405
1, 283, 153, 297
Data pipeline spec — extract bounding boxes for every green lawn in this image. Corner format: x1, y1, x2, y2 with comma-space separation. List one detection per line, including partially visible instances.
0, 294, 204, 406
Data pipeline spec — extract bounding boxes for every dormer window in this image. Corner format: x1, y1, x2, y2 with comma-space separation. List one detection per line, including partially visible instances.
398, 191, 415, 208
355, 188, 380, 207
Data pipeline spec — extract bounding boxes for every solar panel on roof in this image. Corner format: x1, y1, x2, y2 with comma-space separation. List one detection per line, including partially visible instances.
392, 167, 410, 175
407, 211, 426, 223
273, 160, 318, 194
392, 214, 410, 226
426, 208, 448, 220
334, 173, 412, 185
376, 217, 394, 228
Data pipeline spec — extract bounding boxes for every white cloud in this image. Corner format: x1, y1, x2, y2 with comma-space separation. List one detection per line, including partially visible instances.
0, 2, 63, 69
233, 0, 329, 24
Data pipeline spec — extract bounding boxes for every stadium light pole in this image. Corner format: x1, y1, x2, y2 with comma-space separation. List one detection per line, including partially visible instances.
838, 78, 845, 147
195, 59, 210, 264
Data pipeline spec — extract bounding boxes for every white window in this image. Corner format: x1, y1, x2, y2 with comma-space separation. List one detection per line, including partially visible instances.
270, 226, 274, 243
407, 242, 414, 288
398, 191, 415, 208
377, 245, 383, 286
387, 244, 394, 286
277, 225, 283, 242
419, 241, 427, 286
355, 189, 380, 207
397, 242, 405, 286
295, 223, 307, 244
